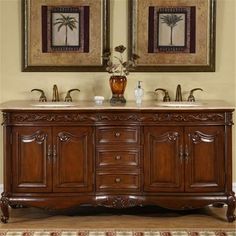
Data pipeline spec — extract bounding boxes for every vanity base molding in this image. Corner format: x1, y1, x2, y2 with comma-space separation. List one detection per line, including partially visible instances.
1, 109, 235, 223
1, 194, 235, 223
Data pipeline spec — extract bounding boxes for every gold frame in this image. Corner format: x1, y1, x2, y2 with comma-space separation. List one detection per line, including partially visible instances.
22, 0, 110, 72
128, 0, 216, 72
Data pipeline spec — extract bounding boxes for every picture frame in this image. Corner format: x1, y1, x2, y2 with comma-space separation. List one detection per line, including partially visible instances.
128, 0, 216, 72
22, 0, 110, 72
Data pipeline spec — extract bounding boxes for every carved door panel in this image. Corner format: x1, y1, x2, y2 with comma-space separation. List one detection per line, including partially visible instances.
184, 126, 225, 192
144, 127, 184, 192
53, 127, 94, 192
12, 127, 52, 192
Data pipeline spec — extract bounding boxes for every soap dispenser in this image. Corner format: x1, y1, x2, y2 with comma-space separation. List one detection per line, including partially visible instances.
134, 81, 144, 104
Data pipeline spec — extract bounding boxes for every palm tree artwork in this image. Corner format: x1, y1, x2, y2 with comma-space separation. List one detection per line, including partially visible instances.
53, 14, 78, 46
160, 14, 183, 46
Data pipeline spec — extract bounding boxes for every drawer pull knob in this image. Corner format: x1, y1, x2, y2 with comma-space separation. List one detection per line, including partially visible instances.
115, 132, 121, 137
115, 155, 121, 160
115, 178, 121, 183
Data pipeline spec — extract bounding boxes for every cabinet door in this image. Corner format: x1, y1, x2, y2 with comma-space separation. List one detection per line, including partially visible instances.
144, 127, 184, 192
53, 127, 93, 192
185, 126, 225, 192
12, 127, 52, 193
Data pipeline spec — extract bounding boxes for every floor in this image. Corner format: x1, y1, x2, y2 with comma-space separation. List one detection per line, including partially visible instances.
0, 206, 235, 230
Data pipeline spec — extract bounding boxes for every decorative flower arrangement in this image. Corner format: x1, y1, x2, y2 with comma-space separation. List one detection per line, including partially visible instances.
103, 45, 140, 76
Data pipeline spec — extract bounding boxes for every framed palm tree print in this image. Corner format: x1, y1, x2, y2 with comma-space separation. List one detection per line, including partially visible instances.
22, 0, 110, 72
128, 0, 216, 72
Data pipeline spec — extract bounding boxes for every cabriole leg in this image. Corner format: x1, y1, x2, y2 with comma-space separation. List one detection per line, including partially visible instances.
0, 193, 9, 223
227, 195, 236, 222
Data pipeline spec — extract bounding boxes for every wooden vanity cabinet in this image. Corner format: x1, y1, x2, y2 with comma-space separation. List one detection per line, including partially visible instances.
12, 127, 52, 193
0, 109, 235, 223
96, 126, 141, 193
12, 126, 93, 193
144, 126, 225, 193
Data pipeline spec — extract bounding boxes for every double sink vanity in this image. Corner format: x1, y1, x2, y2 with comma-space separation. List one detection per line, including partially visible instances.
0, 100, 235, 223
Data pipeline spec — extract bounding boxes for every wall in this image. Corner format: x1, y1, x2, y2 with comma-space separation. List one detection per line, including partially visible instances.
0, 0, 235, 183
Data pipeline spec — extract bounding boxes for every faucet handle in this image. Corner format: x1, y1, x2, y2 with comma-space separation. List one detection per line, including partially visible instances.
155, 88, 171, 102
64, 89, 80, 102
187, 88, 203, 102
31, 89, 47, 102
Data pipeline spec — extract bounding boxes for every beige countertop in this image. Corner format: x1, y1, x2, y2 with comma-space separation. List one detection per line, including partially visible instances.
0, 100, 234, 111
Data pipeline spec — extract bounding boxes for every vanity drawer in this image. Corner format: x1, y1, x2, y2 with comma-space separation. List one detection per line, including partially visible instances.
96, 149, 140, 168
96, 126, 140, 144
96, 171, 140, 192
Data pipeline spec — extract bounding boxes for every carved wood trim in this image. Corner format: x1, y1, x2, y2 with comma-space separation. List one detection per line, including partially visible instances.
140, 113, 225, 122
96, 196, 144, 208
58, 132, 71, 142
7, 112, 230, 124
226, 113, 234, 125
1, 112, 9, 125
0, 192, 10, 206
95, 114, 142, 122
190, 131, 216, 144
10, 113, 98, 123
22, 130, 47, 144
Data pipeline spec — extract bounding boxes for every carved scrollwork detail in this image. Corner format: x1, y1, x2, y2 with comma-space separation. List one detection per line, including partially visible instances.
22, 130, 47, 144
190, 131, 216, 144
58, 132, 71, 142
226, 113, 234, 125
187, 113, 224, 122
0, 192, 10, 206
141, 113, 225, 123
167, 132, 179, 142
11, 113, 98, 123
95, 114, 141, 122
190, 132, 202, 144
1, 112, 9, 125
8, 111, 228, 124
35, 131, 47, 144
96, 196, 143, 209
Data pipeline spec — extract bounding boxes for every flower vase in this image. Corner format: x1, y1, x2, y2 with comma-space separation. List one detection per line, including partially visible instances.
109, 76, 127, 104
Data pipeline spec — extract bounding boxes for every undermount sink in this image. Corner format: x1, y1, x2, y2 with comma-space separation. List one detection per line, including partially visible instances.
156, 101, 204, 107
31, 102, 77, 107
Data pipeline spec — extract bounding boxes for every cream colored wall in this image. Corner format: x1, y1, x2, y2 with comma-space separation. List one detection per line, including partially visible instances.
0, 0, 235, 183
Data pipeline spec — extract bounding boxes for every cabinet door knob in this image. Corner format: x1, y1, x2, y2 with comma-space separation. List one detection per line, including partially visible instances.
115, 132, 120, 137
115, 155, 121, 160
115, 177, 121, 183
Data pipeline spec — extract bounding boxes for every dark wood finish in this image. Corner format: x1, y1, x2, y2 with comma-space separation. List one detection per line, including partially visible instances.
96, 171, 140, 192
0, 109, 235, 223
144, 126, 184, 192
96, 126, 140, 144
96, 148, 140, 168
184, 126, 225, 192
12, 127, 52, 193
144, 126, 226, 193
53, 127, 93, 193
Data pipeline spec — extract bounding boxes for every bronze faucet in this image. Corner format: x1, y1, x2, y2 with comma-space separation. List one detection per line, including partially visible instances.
64, 89, 80, 102
52, 84, 60, 102
31, 89, 47, 102
187, 88, 203, 102
175, 84, 182, 102
155, 88, 171, 102
154, 84, 203, 102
